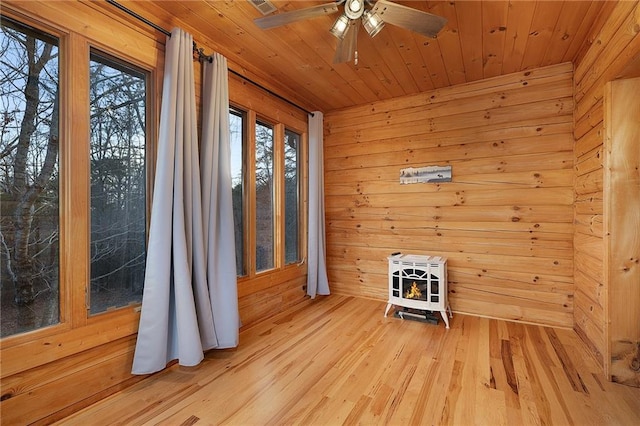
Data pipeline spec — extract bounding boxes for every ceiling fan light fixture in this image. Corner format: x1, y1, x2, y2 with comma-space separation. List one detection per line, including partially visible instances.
362, 9, 384, 37
330, 14, 350, 39
344, 0, 365, 19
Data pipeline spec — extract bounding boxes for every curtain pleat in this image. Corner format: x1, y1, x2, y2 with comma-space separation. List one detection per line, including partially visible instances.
132, 29, 238, 375
307, 112, 330, 298
200, 53, 239, 348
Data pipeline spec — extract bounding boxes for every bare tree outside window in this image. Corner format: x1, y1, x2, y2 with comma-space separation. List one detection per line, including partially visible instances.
0, 18, 60, 337
284, 129, 300, 264
255, 121, 274, 272
89, 51, 146, 314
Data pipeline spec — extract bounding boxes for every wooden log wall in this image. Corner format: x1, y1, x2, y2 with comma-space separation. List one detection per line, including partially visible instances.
324, 62, 575, 328
573, 0, 640, 383
605, 77, 640, 387
0, 1, 307, 424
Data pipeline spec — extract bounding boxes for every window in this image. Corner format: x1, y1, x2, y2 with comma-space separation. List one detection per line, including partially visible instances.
89, 51, 147, 314
284, 129, 300, 264
230, 108, 245, 276
255, 120, 274, 272
1, 13, 153, 339
230, 106, 305, 278
0, 18, 60, 337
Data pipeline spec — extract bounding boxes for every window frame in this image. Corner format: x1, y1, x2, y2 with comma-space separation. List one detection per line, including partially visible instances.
0, 8, 159, 356
283, 127, 302, 266
83, 41, 157, 325
230, 100, 308, 283
1, 13, 65, 334
229, 106, 247, 277
87, 47, 150, 317
253, 116, 277, 274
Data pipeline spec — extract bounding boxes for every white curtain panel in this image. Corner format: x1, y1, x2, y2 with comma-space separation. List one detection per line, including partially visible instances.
132, 28, 205, 375
132, 29, 238, 375
199, 53, 239, 349
307, 112, 330, 298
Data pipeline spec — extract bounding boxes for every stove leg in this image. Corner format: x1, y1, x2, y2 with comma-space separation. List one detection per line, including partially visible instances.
384, 303, 393, 317
440, 310, 450, 329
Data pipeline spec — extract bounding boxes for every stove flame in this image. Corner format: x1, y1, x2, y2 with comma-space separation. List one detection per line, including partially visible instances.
405, 281, 422, 299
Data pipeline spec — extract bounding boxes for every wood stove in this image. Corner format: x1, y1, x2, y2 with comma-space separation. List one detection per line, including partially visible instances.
385, 253, 452, 328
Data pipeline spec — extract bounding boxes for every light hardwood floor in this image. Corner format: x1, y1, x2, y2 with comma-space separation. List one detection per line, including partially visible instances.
57, 296, 640, 425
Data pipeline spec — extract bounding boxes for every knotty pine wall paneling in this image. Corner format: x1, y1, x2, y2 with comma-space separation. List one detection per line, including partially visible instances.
324, 63, 575, 328
573, 0, 640, 381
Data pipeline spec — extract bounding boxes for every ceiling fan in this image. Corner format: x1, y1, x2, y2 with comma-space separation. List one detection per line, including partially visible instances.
253, 0, 447, 65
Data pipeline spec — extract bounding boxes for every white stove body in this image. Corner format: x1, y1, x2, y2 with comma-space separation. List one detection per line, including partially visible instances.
385, 253, 452, 328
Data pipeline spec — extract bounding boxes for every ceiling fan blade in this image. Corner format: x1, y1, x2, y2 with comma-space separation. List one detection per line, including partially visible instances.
333, 19, 359, 64
372, 0, 447, 38
254, 2, 339, 29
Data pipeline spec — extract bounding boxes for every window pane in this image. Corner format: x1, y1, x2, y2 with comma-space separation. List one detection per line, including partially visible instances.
230, 109, 245, 276
89, 51, 146, 314
255, 121, 274, 272
284, 129, 300, 264
0, 18, 60, 337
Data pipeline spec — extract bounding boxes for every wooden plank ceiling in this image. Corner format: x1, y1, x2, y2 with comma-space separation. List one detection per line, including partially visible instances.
144, 0, 606, 113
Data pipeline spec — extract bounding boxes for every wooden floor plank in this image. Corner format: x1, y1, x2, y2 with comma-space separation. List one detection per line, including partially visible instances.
54, 296, 640, 425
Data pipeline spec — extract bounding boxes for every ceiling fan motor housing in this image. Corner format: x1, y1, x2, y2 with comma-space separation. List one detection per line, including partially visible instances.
344, 0, 365, 19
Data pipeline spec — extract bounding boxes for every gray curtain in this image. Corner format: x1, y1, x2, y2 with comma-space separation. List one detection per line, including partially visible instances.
132, 29, 238, 375
200, 53, 239, 348
307, 112, 330, 298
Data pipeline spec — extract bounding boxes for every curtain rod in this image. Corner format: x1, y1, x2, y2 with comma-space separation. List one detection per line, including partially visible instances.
105, 0, 314, 117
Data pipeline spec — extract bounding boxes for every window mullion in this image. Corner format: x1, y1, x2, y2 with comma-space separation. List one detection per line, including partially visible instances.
66, 32, 91, 327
